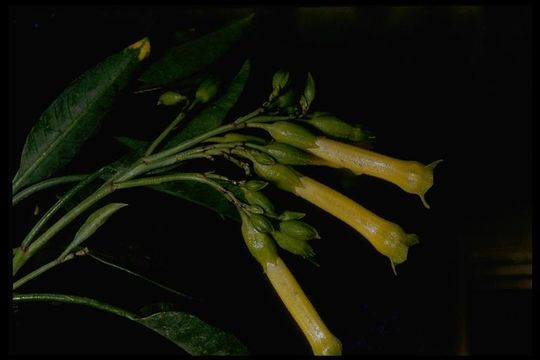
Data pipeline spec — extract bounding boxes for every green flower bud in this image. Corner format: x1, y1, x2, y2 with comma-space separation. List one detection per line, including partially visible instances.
259, 142, 325, 166
244, 204, 265, 214
273, 89, 298, 109
240, 212, 278, 268
270, 69, 290, 100
252, 122, 318, 150
279, 211, 306, 221
283, 105, 299, 115
272, 230, 315, 259
307, 115, 370, 143
243, 188, 276, 215
249, 214, 274, 233
157, 91, 187, 106
280, 220, 320, 241
195, 77, 220, 103
242, 180, 269, 191
299, 72, 315, 113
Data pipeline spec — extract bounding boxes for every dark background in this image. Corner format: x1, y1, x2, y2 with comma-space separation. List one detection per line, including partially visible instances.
9, 6, 532, 355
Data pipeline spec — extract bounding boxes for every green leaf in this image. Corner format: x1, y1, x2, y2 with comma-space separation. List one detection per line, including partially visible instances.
163, 59, 251, 150
136, 311, 248, 356
13, 293, 247, 355
139, 14, 254, 87
59, 203, 128, 259
12, 38, 150, 194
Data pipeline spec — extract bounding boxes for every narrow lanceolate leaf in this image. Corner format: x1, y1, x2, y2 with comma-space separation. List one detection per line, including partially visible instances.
59, 203, 128, 259
163, 59, 251, 150
12, 38, 151, 194
136, 311, 248, 355
139, 14, 254, 87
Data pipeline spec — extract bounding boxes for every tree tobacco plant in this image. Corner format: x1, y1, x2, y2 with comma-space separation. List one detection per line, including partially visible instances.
10, 13, 441, 355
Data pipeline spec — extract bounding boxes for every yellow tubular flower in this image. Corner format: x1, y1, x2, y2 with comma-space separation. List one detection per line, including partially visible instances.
265, 257, 343, 355
294, 176, 418, 266
308, 137, 443, 209
246, 159, 418, 267
250, 121, 442, 209
240, 211, 342, 355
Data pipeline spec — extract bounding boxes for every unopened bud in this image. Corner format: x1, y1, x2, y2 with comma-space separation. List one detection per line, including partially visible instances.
272, 89, 298, 109
272, 230, 315, 259
279, 211, 306, 221
299, 72, 315, 113
157, 91, 187, 106
243, 188, 276, 215
270, 69, 290, 100
249, 214, 274, 233
280, 220, 320, 241
195, 77, 220, 103
242, 180, 269, 191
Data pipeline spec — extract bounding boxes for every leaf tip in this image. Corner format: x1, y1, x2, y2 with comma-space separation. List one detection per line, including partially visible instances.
128, 37, 151, 61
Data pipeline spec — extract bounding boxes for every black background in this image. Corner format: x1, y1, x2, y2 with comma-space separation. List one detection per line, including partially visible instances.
9, 6, 532, 355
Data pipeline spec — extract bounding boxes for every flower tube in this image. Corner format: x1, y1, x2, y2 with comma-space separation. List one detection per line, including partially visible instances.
239, 211, 342, 355
241, 158, 419, 266
249, 121, 442, 208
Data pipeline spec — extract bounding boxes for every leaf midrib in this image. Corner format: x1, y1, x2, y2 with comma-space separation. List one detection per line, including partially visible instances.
14, 57, 130, 192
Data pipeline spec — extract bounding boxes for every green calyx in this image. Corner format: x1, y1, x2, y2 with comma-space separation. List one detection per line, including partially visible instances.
279, 220, 320, 241
278, 211, 306, 221
251, 142, 323, 166
241, 180, 269, 191
272, 230, 315, 259
240, 211, 278, 268
249, 121, 318, 150
248, 213, 274, 233
306, 115, 369, 143
252, 162, 301, 193
242, 188, 276, 215
231, 148, 301, 192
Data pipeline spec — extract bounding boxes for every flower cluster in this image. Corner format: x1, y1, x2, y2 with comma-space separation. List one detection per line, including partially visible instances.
189, 70, 440, 355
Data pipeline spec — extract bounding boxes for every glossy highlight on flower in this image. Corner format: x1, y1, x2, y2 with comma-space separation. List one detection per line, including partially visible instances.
293, 175, 419, 266
309, 137, 443, 209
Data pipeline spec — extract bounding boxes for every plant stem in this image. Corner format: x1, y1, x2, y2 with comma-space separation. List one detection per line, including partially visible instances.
11, 109, 268, 277
12, 183, 113, 275
142, 107, 264, 164
12, 293, 137, 321
86, 250, 193, 299
12, 250, 85, 290
114, 172, 244, 208
144, 101, 198, 156
17, 170, 104, 253
12, 175, 88, 206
